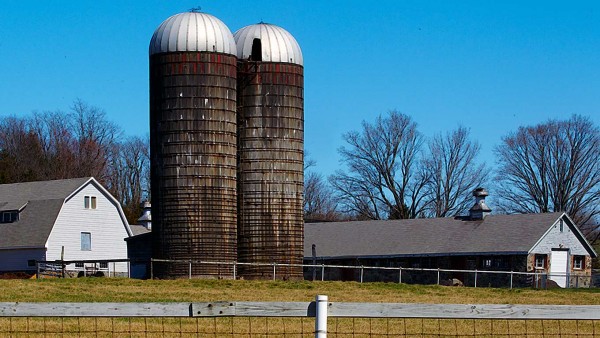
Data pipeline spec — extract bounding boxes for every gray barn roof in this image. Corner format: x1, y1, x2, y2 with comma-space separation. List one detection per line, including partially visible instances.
0, 178, 92, 249
304, 213, 594, 259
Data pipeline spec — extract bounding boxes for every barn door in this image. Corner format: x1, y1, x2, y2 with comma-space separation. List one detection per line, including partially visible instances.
549, 249, 569, 288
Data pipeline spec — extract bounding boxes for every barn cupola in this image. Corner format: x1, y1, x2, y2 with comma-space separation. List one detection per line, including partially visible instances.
469, 187, 492, 220
137, 201, 152, 230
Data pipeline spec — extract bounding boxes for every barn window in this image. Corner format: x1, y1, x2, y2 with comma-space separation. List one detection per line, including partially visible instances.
573, 256, 585, 270
483, 259, 492, 268
84, 196, 97, 209
99, 262, 108, 269
75, 262, 84, 268
81, 232, 91, 251
534, 254, 546, 269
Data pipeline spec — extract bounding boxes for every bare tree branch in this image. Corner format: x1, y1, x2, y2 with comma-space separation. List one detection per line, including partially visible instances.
422, 126, 489, 217
495, 115, 600, 236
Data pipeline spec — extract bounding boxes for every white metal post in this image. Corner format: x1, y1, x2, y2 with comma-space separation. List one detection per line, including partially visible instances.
360, 266, 364, 283
315, 295, 328, 338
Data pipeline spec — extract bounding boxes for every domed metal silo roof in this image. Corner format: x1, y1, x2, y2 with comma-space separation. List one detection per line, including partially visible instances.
149, 12, 237, 55
234, 23, 303, 65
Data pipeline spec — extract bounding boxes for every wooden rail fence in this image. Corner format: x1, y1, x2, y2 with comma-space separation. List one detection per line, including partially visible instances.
2, 296, 600, 337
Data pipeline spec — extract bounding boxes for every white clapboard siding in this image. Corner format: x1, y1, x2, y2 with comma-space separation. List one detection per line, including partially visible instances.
530, 217, 588, 255
46, 181, 130, 272
0, 248, 45, 272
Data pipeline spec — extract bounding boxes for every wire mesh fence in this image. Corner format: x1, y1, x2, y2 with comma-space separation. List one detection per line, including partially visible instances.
2, 298, 600, 337
33, 259, 598, 289
2, 317, 599, 337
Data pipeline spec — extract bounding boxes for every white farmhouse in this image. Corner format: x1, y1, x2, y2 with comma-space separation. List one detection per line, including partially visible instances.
0, 177, 132, 275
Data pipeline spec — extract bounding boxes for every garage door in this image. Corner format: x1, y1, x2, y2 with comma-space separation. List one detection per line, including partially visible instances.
549, 250, 568, 288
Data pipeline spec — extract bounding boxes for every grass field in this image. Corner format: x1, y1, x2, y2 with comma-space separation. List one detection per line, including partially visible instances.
1, 278, 599, 304
1, 279, 599, 337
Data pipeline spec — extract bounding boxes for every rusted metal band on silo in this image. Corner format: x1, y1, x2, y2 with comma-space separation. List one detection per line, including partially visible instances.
150, 51, 237, 279
237, 61, 304, 280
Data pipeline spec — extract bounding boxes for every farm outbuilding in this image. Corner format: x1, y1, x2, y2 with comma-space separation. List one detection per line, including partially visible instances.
304, 190, 597, 288
0, 177, 132, 276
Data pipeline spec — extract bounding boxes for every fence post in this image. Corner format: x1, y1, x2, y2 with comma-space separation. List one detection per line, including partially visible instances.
233, 262, 237, 280
273, 263, 277, 281
474, 270, 478, 288
510, 271, 513, 289
315, 295, 328, 338
189, 261, 192, 279
437, 268, 440, 285
127, 261, 130, 278
321, 264, 325, 281
360, 266, 364, 283
150, 259, 154, 280
399, 267, 402, 284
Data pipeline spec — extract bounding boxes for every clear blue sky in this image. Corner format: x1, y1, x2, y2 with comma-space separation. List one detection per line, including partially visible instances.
1, 1, 599, 178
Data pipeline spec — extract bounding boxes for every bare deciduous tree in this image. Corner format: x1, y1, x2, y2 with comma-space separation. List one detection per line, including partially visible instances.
106, 135, 150, 223
70, 99, 122, 183
330, 111, 429, 220
495, 115, 600, 235
422, 126, 489, 217
0, 100, 151, 224
304, 172, 338, 221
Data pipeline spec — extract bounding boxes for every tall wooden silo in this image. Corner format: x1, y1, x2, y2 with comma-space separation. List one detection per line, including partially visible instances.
234, 23, 304, 279
149, 12, 238, 278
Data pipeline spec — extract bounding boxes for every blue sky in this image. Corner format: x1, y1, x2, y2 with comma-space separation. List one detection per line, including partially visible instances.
1, 1, 599, 178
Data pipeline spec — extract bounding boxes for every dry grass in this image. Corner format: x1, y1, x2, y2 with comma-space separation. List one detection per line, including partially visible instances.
1, 279, 600, 337
0, 278, 599, 304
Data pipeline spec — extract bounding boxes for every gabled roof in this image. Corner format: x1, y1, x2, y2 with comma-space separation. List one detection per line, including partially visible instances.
0, 199, 64, 248
0, 177, 90, 212
0, 177, 131, 249
304, 213, 597, 259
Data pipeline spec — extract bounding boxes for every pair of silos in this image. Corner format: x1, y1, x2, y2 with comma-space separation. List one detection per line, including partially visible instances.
149, 12, 304, 279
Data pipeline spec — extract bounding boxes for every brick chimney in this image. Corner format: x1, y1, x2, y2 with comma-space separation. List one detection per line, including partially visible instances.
469, 188, 491, 220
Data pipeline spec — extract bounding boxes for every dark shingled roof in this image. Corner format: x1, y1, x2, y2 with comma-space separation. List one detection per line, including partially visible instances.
304, 213, 576, 259
129, 224, 151, 236
0, 178, 92, 249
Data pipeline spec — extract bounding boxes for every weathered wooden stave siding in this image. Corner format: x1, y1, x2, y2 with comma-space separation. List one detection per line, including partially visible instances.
237, 61, 304, 280
150, 51, 237, 278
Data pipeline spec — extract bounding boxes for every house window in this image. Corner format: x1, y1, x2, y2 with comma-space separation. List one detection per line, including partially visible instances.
573, 256, 585, 270
534, 254, 546, 269
81, 232, 91, 251
84, 196, 97, 209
